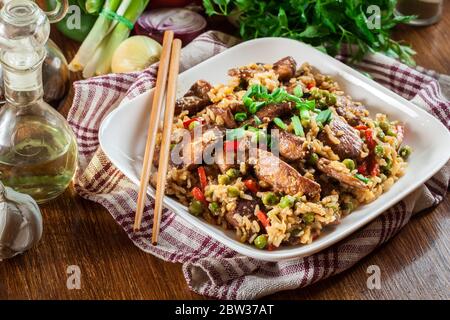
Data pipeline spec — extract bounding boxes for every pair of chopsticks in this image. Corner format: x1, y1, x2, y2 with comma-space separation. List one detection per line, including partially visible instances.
133, 30, 182, 245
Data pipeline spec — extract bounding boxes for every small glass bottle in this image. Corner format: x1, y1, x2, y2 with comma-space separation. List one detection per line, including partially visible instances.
396, 0, 443, 26
0, 0, 77, 204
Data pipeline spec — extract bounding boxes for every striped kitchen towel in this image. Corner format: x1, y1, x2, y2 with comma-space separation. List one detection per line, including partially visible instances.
67, 31, 450, 299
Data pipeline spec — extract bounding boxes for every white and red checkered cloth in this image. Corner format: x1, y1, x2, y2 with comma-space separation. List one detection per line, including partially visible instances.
68, 31, 450, 299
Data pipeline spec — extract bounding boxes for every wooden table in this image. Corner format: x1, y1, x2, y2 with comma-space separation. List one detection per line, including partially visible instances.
1, 4, 449, 300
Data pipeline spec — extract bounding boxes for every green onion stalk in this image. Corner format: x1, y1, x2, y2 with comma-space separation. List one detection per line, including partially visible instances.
82, 0, 132, 77
88, 0, 149, 77
86, 0, 106, 14
68, 0, 122, 72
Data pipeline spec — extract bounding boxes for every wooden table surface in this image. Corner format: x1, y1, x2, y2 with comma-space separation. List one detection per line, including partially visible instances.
1, 4, 449, 300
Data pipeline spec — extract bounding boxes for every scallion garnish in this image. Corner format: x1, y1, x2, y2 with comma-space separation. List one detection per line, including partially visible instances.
294, 85, 303, 98
254, 115, 262, 125
234, 112, 248, 122
273, 117, 287, 130
299, 108, 310, 127
315, 109, 333, 125
248, 101, 266, 114
355, 174, 370, 183
296, 99, 316, 110
291, 115, 304, 137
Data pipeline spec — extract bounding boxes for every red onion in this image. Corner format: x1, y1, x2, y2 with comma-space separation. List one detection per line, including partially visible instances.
135, 9, 207, 46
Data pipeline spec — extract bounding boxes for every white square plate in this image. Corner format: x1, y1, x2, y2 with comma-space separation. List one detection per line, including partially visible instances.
99, 38, 450, 261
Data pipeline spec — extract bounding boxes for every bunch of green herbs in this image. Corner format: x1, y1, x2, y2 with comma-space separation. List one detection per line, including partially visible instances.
203, 0, 415, 65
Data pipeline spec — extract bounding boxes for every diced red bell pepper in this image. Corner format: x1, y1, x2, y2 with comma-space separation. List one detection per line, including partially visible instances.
197, 166, 207, 190
267, 244, 276, 251
183, 117, 205, 129
224, 140, 239, 152
370, 162, 380, 177
243, 179, 259, 193
192, 187, 207, 205
256, 210, 270, 228
365, 129, 376, 150
355, 125, 368, 131
306, 81, 316, 90
358, 162, 368, 175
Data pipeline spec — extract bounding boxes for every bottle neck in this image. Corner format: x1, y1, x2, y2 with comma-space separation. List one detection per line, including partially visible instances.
1, 49, 45, 106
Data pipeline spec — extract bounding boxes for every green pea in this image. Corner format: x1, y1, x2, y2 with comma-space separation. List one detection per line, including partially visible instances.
226, 168, 240, 179
327, 93, 337, 105
218, 174, 230, 185
303, 213, 315, 224
342, 159, 355, 171
379, 121, 390, 133
208, 202, 220, 213
377, 130, 385, 141
344, 202, 354, 212
386, 128, 397, 137
262, 192, 279, 206
254, 235, 268, 249
188, 200, 203, 216
381, 158, 392, 174
227, 186, 240, 197
279, 195, 295, 208
308, 153, 319, 166
205, 189, 214, 198
375, 145, 384, 157
399, 145, 412, 159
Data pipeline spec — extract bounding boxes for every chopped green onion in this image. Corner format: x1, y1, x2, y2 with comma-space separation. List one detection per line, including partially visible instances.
294, 85, 303, 98
296, 100, 316, 110
299, 108, 310, 127
273, 117, 287, 130
315, 109, 333, 125
291, 115, 304, 137
234, 112, 248, 122
248, 101, 266, 114
243, 96, 253, 107
253, 115, 262, 125
355, 174, 370, 183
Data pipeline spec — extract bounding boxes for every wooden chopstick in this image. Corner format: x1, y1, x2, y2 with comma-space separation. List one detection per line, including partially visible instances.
134, 30, 174, 231
152, 39, 182, 245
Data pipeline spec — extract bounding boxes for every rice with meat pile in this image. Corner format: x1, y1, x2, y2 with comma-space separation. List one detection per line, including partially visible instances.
152, 57, 411, 250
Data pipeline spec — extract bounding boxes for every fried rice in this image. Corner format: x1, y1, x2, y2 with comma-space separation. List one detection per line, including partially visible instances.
152, 56, 411, 250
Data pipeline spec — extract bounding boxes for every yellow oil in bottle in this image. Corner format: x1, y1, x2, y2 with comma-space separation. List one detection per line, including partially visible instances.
0, 118, 77, 203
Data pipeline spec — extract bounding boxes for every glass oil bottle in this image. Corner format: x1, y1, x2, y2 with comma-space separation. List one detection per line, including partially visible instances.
0, 0, 77, 203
